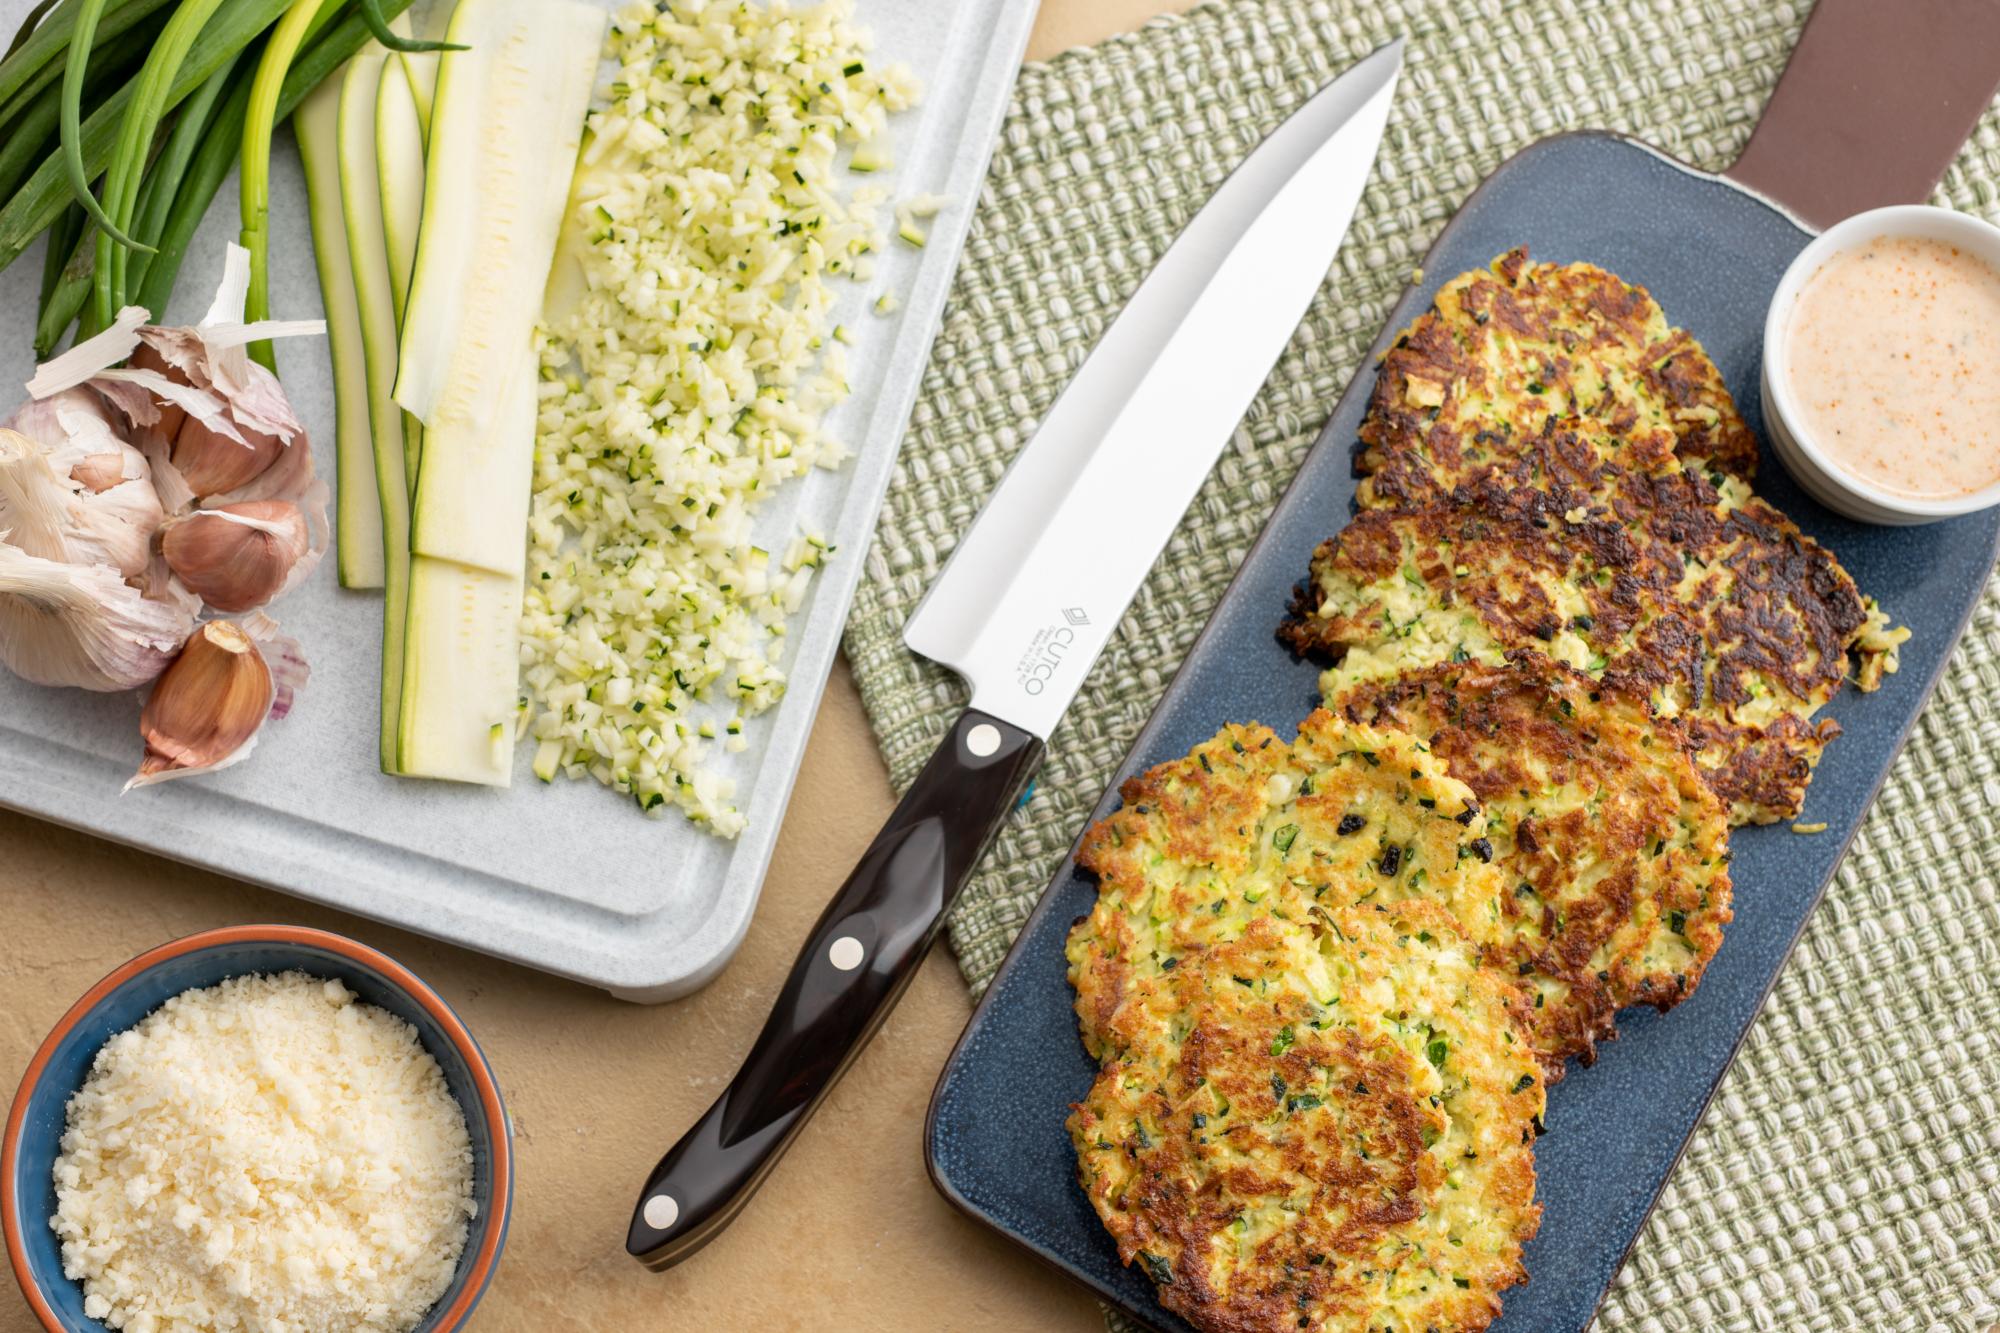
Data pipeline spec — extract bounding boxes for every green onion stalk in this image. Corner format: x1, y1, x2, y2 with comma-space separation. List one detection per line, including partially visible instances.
240, 0, 346, 368
91, 0, 243, 327
0, 0, 295, 277
0, 0, 173, 128
136, 0, 419, 321
123, 47, 241, 303
60, 0, 151, 251
359, 0, 461, 53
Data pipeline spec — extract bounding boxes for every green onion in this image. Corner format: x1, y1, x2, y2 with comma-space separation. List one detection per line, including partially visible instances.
93, 0, 251, 324
239, 0, 341, 367
37, 197, 80, 310
3, 0, 64, 61
136, 0, 418, 320
0, 0, 171, 126
358, 0, 463, 53
132, 73, 249, 319
0, 0, 294, 278
122, 47, 239, 301
0, 8, 157, 212
61, 0, 152, 252
36, 242, 95, 357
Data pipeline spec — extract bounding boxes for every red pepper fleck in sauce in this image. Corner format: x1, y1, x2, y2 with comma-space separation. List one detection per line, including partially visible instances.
1787, 235, 2000, 499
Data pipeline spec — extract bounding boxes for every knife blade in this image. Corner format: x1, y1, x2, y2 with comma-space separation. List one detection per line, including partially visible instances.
627, 38, 1404, 1271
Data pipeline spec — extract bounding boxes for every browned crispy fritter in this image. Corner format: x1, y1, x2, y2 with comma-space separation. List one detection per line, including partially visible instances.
1356, 247, 1759, 497
1276, 495, 1887, 823
1068, 903, 1542, 1333
1311, 249, 1908, 824
1328, 659, 1733, 1074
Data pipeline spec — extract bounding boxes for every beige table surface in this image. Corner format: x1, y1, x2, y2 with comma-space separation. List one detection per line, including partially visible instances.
0, 3, 1199, 1330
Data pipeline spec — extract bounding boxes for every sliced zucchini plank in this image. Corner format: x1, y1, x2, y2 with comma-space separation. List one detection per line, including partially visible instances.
295, 67, 383, 589
392, 0, 604, 786
390, 0, 601, 441
376, 45, 426, 495
336, 47, 414, 772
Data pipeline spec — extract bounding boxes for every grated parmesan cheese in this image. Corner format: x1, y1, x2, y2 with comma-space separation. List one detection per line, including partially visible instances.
50, 973, 475, 1333
521, 0, 921, 836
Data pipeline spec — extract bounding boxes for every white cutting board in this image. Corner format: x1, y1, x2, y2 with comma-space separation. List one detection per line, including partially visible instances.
0, 0, 1041, 1000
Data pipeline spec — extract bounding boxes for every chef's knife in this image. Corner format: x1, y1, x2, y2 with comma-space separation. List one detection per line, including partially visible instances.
626, 38, 1403, 1271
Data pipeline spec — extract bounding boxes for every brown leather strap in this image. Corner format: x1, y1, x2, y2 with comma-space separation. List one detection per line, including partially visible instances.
1726, 0, 2000, 228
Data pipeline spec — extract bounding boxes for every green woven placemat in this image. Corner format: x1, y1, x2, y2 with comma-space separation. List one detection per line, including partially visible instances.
840, 1, 2000, 1328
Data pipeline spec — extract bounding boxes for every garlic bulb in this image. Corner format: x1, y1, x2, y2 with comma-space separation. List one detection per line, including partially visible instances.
0, 428, 162, 580
160, 501, 309, 612
0, 245, 324, 787
126, 613, 309, 790
0, 543, 191, 691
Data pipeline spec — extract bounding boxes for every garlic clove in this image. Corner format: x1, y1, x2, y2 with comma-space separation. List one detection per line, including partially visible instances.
79, 478, 163, 581
168, 411, 283, 496
125, 342, 184, 443
0, 542, 192, 691
129, 619, 274, 788
160, 501, 308, 612
71, 450, 135, 493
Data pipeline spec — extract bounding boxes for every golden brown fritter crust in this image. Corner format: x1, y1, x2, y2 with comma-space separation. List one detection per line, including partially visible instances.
1069, 721, 1499, 1062
1276, 489, 1893, 823
1356, 247, 1758, 495
1316, 250, 1910, 823
1067, 904, 1542, 1333
1328, 659, 1733, 1075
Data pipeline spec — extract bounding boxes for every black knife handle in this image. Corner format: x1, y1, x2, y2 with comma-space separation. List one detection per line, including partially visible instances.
626, 707, 1042, 1270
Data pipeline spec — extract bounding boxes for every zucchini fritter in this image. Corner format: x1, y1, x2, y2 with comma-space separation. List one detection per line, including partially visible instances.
1313, 250, 1909, 824
1278, 496, 1904, 824
1069, 721, 1502, 1063
1329, 659, 1733, 1073
1356, 247, 1758, 491
1068, 904, 1542, 1333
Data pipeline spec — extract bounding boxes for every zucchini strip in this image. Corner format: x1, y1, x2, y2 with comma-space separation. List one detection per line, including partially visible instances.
375, 44, 425, 496
392, 0, 604, 785
295, 59, 383, 592
337, 48, 415, 767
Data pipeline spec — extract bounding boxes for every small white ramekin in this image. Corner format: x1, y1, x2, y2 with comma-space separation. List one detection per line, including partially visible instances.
1762, 203, 2000, 525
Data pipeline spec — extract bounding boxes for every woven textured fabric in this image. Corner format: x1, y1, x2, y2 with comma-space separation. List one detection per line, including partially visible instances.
838, 1, 2000, 1328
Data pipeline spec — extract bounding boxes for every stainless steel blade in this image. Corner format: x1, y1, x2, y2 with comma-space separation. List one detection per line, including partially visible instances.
901, 40, 1403, 738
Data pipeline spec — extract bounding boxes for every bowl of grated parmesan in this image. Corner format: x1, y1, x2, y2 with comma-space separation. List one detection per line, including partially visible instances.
3, 925, 512, 1333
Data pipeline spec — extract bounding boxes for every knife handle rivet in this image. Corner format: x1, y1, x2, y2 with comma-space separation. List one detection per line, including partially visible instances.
965, 723, 1001, 758
643, 1194, 679, 1230
828, 935, 865, 971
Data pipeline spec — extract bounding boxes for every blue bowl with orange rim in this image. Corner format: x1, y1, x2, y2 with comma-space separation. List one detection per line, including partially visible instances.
2, 925, 513, 1332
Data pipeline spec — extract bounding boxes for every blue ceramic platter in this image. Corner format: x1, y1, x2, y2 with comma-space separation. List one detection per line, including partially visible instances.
925, 132, 2000, 1332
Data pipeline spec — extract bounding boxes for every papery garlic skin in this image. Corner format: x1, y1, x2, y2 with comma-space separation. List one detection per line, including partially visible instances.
127, 619, 277, 789
0, 544, 191, 691
0, 429, 162, 581
161, 502, 309, 613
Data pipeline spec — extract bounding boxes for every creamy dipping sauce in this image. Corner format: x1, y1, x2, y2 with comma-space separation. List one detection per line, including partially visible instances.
1786, 234, 2000, 499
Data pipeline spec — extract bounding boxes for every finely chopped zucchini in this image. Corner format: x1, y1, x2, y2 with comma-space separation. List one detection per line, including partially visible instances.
519, 0, 921, 833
